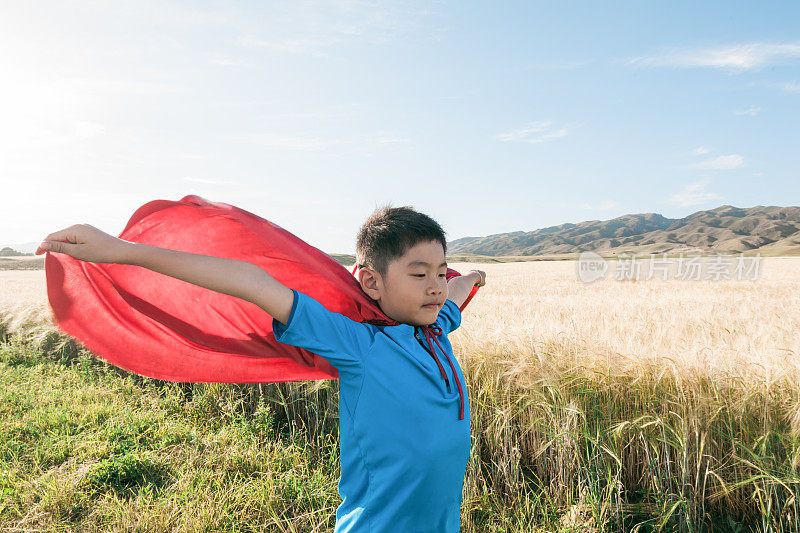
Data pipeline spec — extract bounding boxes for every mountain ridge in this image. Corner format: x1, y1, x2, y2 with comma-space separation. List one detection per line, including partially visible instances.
5, 205, 800, 261
447, 204, 800, 257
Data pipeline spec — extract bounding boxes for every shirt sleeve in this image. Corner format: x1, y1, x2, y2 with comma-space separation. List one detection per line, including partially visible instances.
272, 289, 375, 370
435, 298, 462, 335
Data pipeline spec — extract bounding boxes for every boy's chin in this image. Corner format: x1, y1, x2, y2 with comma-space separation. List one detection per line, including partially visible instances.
399, 314, 428, 327
414, 309, 438, 326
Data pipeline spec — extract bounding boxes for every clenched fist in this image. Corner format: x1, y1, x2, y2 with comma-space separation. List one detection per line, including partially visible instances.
35, 224, 134, 264
469, 269, 486, 287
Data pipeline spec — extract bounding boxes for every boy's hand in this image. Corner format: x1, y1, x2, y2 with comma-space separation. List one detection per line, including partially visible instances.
35, 224, 133, 264
469, 269, 486, 287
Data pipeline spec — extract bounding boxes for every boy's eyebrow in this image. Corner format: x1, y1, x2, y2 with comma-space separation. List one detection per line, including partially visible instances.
407, 260, 448, 268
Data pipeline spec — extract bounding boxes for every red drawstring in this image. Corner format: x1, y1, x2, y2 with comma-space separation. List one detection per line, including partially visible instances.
420, 324, 465, 421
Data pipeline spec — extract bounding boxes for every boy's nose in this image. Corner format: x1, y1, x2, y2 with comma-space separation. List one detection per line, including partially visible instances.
428, 281, 444, 293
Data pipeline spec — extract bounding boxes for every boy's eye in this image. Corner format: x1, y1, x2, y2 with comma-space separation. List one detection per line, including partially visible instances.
413, 274, 447, 278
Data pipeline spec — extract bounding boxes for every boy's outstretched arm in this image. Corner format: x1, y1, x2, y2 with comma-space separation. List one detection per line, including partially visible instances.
446, 269, 485, 308
36, 223, 295, 326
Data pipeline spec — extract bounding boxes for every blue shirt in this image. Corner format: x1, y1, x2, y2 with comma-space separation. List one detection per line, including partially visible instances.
272, 289, 471, 532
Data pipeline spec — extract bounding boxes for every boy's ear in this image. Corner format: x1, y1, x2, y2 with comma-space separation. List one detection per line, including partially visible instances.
357, 267, 382, 301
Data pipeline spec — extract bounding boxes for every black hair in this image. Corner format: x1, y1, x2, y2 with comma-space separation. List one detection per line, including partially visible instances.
355, 204, 447, 279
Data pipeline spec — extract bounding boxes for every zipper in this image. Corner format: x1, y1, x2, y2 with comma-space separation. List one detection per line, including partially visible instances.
414, 327, 451, 393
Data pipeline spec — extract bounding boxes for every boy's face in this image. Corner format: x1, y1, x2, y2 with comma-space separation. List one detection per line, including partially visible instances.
358, 239, 449, 326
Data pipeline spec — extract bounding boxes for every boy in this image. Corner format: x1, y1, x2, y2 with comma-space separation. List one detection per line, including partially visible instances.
36, 205, 486, 532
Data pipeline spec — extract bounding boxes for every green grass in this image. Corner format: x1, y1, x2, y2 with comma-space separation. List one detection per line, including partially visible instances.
0, 335, 346, 532
0, 334, 537, 532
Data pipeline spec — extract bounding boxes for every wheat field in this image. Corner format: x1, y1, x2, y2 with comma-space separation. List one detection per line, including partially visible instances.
2, 258, 800, 531
450, 257, 800, 384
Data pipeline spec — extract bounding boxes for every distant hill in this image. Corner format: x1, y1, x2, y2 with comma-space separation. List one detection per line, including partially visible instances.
0, 246, 33, 257
7, 205, 799, 270
447, 205, 800, 258
0, 242, 37, 255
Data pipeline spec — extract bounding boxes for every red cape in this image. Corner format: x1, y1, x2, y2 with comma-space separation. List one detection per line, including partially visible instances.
44, 195, 480, 383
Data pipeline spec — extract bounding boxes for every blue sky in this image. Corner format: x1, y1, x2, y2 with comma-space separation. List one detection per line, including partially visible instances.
2, 1, 798, 254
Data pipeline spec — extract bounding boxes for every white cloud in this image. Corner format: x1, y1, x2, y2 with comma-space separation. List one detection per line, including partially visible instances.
519, 60, 589, 71
235, 1, 447, 57
0, 114, 110, 152
182, 177, 242, 186
237, 36, 338, 58
237, 133, 346, 150
54, 76, 184, 96
494, 120, 577, 144
691, 146, 712, 155
626, 42, 800, 72
579, 200, 619, 210
232, 132, 409, 152
669, 179, 723, 207
733, 105, 761, 116
691, 154, 744, 170
75, 120, 106, 137
209, 52, 246, 67
373, 136, 408, 145
785, 81, 800, 92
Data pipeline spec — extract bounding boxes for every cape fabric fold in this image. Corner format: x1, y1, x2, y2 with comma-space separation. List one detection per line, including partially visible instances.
45, 195, 480, 384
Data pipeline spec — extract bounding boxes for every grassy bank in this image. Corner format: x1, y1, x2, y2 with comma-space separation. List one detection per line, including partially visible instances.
0, 331, 540, 532
0, 334, 341, 531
